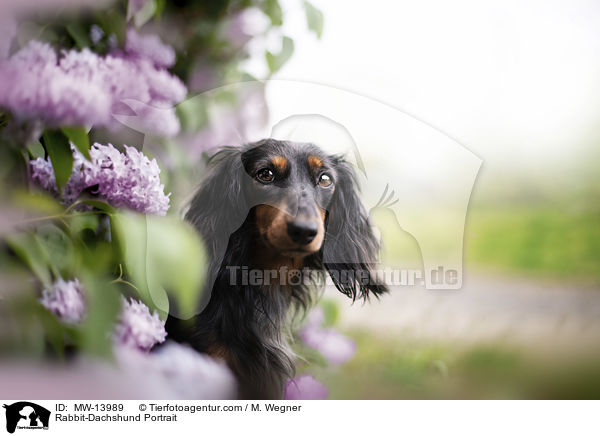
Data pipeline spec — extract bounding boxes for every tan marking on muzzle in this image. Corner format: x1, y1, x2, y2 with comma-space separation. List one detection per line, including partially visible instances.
255, 203, 326, 255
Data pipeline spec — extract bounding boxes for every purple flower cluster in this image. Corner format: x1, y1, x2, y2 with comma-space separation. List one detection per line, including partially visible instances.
284, 375, 328, 400
299, 307, 357, 366
0, 342, 238, 400
30, 142, 171, 215
223, 7, 269, 50
125, 28, 175, 68
0, 37, 186, 137
181, 83, 268, 161
114, 298, 167, 352
40, 278, 86, 323
120, 341, 238, 399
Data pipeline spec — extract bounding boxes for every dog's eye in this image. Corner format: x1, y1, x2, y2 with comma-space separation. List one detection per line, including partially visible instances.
256, 168, 275, 183
318, 173, 333, 187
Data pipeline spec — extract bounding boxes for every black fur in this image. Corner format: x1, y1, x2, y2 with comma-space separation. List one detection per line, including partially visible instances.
166, 139, 387, 399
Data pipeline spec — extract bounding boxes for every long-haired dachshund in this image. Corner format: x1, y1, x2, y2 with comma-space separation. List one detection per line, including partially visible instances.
166, 138, 387, 399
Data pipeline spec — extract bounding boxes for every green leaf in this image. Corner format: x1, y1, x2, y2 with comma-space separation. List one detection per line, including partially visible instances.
264, 0, 283, 26
96, 9, 127, 46
176, 98, 208, 132
112, 212, 207, 320
266, 36, 295, 74
154, 0, 166, 17
69, 213, 100, 235
61, 126, 90, 160
66, 23, 91, 48
79, 199, 116, 214
42, 130, 73, 195
6, 233, 52, 287
133, 0, 157, 27
77, 276, 121, 357
36, 224, 76, 277
27, 140, 45, 159
303, 1, 324, 38
35, 305, 67, 359
11, 190, 63, 216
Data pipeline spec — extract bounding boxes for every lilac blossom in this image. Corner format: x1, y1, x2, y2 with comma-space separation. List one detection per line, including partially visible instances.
40, 278, 86, 323
0, 40, 186, 136
87, 143, 171, 215
114, 298, 167, 352
0, 42, 112, 128
89, 25, 105, 45
30, 142, 171, 215
116, 342, 238, 399
29, 157, 56, 194
125, 28, 175, 68
299, 307, 357, 365
0, 344, 237, 399
284, 375, 328, 400
181, 83, 268, 161
223, 7, 269, 50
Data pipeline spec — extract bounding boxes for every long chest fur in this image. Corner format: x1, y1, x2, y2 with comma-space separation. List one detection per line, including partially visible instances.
189, 281, 307, 399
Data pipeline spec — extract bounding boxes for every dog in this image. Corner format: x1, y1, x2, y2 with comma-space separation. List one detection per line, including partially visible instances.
165, 138, 387, 399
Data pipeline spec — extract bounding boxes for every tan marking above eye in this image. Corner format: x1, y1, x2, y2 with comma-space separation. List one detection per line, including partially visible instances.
307, 155, 323, 170
271, 156, 288, 172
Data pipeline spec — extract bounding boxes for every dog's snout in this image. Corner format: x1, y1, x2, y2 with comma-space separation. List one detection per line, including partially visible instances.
286, 220, 318, 245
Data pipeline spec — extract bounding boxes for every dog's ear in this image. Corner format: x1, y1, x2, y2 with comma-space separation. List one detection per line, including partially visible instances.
185, 147, 247, 286
322, 157, 388, 300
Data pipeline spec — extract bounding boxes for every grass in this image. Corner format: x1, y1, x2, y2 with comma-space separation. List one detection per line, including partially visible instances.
373, 206, 600, 283
310, 330, 600, 399
465, 208, 600, 281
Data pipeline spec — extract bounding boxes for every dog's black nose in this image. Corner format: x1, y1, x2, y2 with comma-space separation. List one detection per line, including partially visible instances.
287, 221, 318, 245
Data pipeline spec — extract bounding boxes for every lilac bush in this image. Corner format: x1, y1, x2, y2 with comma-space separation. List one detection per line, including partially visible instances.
30, 142, 171, 215
0, 0, 325, 400
40, 278, 86, 323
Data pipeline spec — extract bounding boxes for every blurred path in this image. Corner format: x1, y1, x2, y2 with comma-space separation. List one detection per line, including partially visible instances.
325, 274, 600, 349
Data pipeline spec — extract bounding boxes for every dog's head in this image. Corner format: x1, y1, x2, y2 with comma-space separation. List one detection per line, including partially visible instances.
185, 138, 387, 301
241, 140, 333, 258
